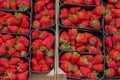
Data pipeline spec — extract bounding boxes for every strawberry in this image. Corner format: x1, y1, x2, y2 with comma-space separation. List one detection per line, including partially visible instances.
94, 0, 101, 5
7, 17, 20, 26
93, 6, 105, 16
0, 58, 9, 68
105, 36, 112, 48
35, 50, 44, 60
39, 31, 51, 40
111, 9, 120, 17
90, 71, 98, 79
0, 12, 6, 17
77, 46, 86, 52
107, 58, 117, 69
84, 55, 93, 62
77, 9, 86, 19
33, 20, 41, 28
21, 18, 29, 28
44, 56, 54, 67
105, 25, 117, 34
41, 63, 50, 72
69, 14, 80, 23
17, 63, 28, 72
10, 2, 17, 10
10, 58, 21, 65
68, 29, 78, 41
61, 19, 75, 27
105, 13, 112, 24
80, 67, 90, 77
0, 43, 6, 55
32, 64, 41, 72
60, 31, 70, 43
93, 55, 103, 64
74, 0, 84, 4
72, 70, 82, 78
115, 1, 120, 8
118, 67, 120, 75
8, 26, 19, 33
71, 52, 80, 64
6, 38, 17, 48
19, 27, 29, 34
17, 70, 28, 80
15, 13, 28, 20
93, 64, 103, 72
84, 0, 94, 5
89, 36, 98, 46
48, 9, 54, 18
42, 35, 54, 49
61, 52, 71, 61
15, 43, 26, 51
76, 33, 88, 43
88, 46, 101, 54
0, 67, 5, 75
7, 72, 17, 80
32, 39, 43, 49
105, 68, 115, 77
60, 8, 69, 19
60, 62, 73, 73
47, 2, 54, 9
115, 18, 120, 28
8, 48, 16, 55
77, 56, 88, 66
40, 17, 51, 27
109, 50, 120, 61
115, 44, 120, 52
108, 0, 118, 4
2, 34, 13, 41
70, 7, 81, 14
18, 36, 29, 47
90, 20, 100, 29
32, 30, 41, 39
31, 58, 38, 65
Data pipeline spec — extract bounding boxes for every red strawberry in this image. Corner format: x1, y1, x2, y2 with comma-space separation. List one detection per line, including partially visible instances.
40, 17, 51, 27
17, 63, 28, 72
77, 46, 86, 52
0, 58, 9, 68
10, 2, 17, 10
93, 64, 103, 72
72, 70, 82, 78
19, 27, 29, 34
74, 0, 84, 4
18, 36, 29, 47
0, 12, 6, 17
17, 70, 28, 80
10, 58, 20, 65
48, 9, 54, 18
0, 67, 5, 75
2, 34, 13, 41
8, 26, 19, 33
105, 36, 112, 48
90, 71, 98, 79
39, 31, 52, 40
5, 68, 17, 75
60, 62, 73, 73
94, 0, 101, 5
85, 0, 94, 5
0, 43, 6, 55
42, 35, 54, 49
93, 6, 105, 16
105, 13, 112, 24
84, 55, 93, 62
115, 18, 120, 28
93, 55, 103, 64
109, 50, 120, 61
77, 56, 88, 66
47, 2, 54, 9
71, 52, 79, 64
115, 1, 120, 8
60, 31, 70, 43
111, 9, 120, 17
15, 13, 28, 20
32, 64, 41, 72
41, 63, 50, 72
21, 18, 29, 28
32, 30, 40, 39
76, 33, 88, 43
108, 0, 118, 4
90, 20, 100, 29
31, 58, 38, 65
60, 8, 69, 19
70, 7, 81, 14
115, 44, 120, 52
44, 56, 54, 67
15, 43, 26, 51
33, 20, 41, 28
77, 9, 86, 19
61, 52, 71, 61
88, 46, 101, 54
8, 48, 16, 56
6, 38, 17, 48
35, 50, 44, 60
32, 39, 43, 49
105, 25, 117, 34
7, 17, 20, 26
105, 68, 115, 77
80, 67, 90, 77
89, 36, 98, 46
107, 58, 117, 69
118, 67, 120, 75
20, 50, 27, 56
7, 72, 17, 80
69, 14, 80, 23
61, 19, 75, 27
68, 29, 78, 41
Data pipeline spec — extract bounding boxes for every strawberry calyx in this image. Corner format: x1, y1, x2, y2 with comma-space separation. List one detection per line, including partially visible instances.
112, 0, 118, 2
80, 24, 86, 28
69, 14, 73, 20
105, 69, 111, 76
117, 54, 120, 60
6, 72, 12, 78
20, 51, 26, 56
18, 4, 28, 11
73, 52, 80, 56
45, 49, 54, 57
105, 13, 111, 18
68, 63, 73, 71
91, 20, 99, 27
114, 30, 120, 35
61, 43, 70, 51
100, 7, 106, 14
89, 40, 95, 45
72, 66, 78, 72
61, 19, 65, 25
40, 46, 46, 51
83, 56, 88, 64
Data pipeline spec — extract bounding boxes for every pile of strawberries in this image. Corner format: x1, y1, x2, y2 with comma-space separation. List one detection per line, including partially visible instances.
32, 0, 55, 28
0, 34, 30, 57
60, 29, 102, 54
59, 6, 105, 29
60, 0, 101, 5
105, 32, 120, 77
60, 52, 104, 79
31, 29, 55, 72
104, 0, 120, 34
0, 0, 30, 11
0, 57, 28, 80
0, 12, 30, 34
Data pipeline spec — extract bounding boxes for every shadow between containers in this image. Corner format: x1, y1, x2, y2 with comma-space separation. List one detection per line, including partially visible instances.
59, 28, 105, 55
29, 28, 55, 74
0, 32, 31, 58
58, 51, 105, 80
0, 55, 30, 80
104, 33, 120, 79
30, 0, 56, 29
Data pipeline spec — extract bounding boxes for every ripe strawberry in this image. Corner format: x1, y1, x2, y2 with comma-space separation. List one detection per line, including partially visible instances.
77, 9, 86, 19
105, 36, 112, 48
31, 58, 38, 65
18, 36, 29, 47
61, 19, 75, 27
32, 39, 43, 49
35, 50, 44, 60
105, 25, 117, 34
60, 31, 70, 43
8, 48, 16, 55
60, 8, 69, 19
76, 33, 88, 43
41, 63, 50, 72
90, 71, 98, 79
10, 58, 21, 65
17, 70, 28, 80
93, 64, 103, 72
74, 0, 84, 4
88, 46, 101, 54
71, 52, 79, 64
40, 17, 51, 27
84, 0, 94, 5
84, 55, 93, 62
93, 6, 105, 16
60, 62, 73, 73
105, 68, 115, 77
33, 20, 41, 28
109, 50, 120, 61
44, 56, 54, 67
7, 72, 17, 80
115, 44, 120, 52
89, 36, 98, 46
77, 46, 86, 52
6, 38, 17, 48
107, 58, 117, 69
70, 7, 81, 14
0, 43, 6, 55
72, 70, 82, 78
111, 9, 120, 17
108, 0, 118, 4
10, 2, 17, 10
0, 67, 5, 75
105, 13, 112, 24
118, 67, 120, 75
32, 30, 40, 39
21, 18, 29, 28
77, 56, 88, 66
15, 13, 29, 20
69, 14, 80, 23
8, 26, 19, 33
68, 29, 78, 41
94, 0, 101, 5
80, 66, 90, 77
32, 64, 41, 72
90, 20, 100, 29
19, 27, 29, 34
115, 18, 120, 28
39, 31, 52, 40
93, 55, 103, 64
61, 52, 71, 61
0, 58, 9, 68
2, 34, 13, 41
15, 43, 26, 51
7, 17, 20, 26
17, 63, 28, 72
115, 1, 120, 8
